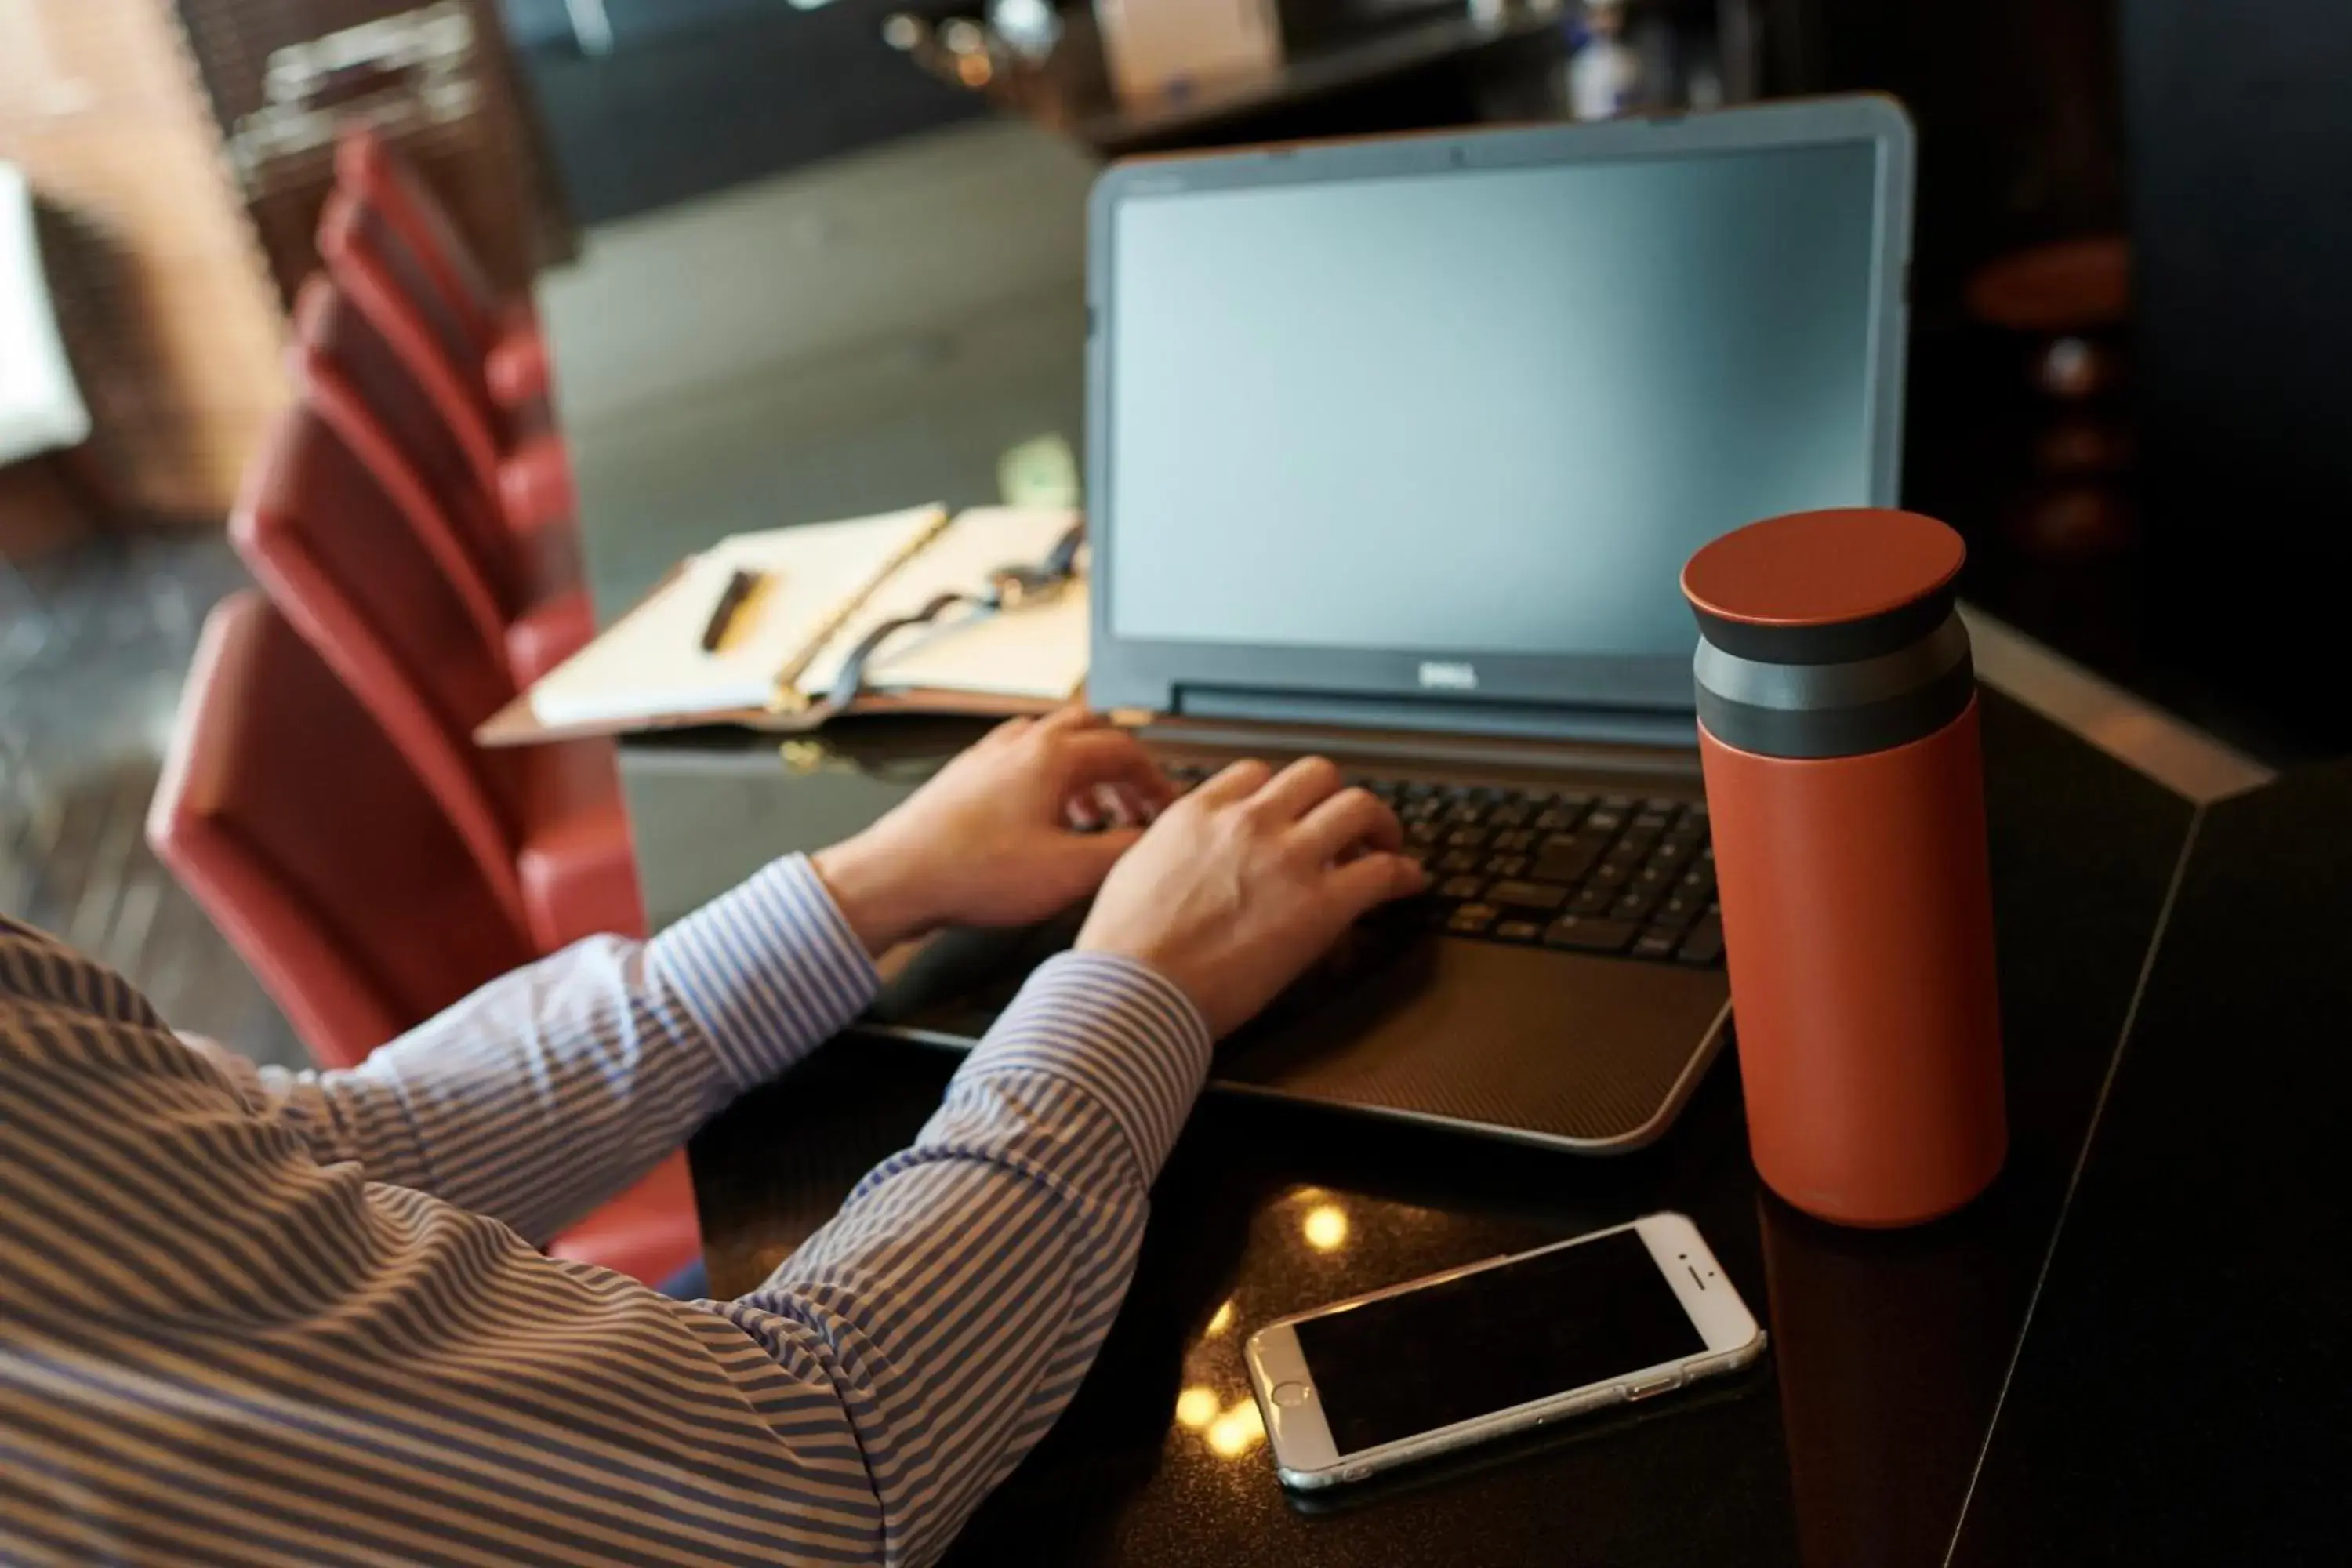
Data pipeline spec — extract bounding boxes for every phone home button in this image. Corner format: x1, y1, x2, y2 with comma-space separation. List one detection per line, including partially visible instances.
1271, 1381, 1313, 1408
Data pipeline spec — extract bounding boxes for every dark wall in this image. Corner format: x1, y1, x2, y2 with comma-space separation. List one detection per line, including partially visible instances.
1799, 0, 2125, 326
2118, 0, 2352, 717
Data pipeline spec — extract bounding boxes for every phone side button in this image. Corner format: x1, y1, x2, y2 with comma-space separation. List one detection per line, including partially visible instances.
1626, 1371, 1683, 1402
1341, 1465, 1370, 1483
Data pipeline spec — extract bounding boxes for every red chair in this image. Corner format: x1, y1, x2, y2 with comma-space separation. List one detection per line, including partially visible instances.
230, 396, 644, 953
322, 130, 576, 538
148, 590, 699, 1286
291, 274, 590, 686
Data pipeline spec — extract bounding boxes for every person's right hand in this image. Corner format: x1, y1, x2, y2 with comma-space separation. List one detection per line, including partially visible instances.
1076, 757, 1429, 1038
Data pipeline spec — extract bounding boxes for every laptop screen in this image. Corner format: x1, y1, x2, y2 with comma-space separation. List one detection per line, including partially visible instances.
1103, 140, 1885, 666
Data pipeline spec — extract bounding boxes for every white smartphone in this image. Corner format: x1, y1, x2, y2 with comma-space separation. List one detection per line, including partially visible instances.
1244, 1212, 1764, 1490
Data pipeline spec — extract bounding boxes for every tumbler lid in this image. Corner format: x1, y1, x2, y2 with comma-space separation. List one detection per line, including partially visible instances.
1683, 509, 1965, 665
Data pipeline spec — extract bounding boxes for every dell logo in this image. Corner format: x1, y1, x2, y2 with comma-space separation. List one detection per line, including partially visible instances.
1417, 661, 1479, 691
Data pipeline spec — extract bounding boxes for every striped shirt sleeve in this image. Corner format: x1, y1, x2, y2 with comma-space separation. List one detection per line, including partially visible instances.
187, 855, 879, 1243
0, 868, 1215, 1567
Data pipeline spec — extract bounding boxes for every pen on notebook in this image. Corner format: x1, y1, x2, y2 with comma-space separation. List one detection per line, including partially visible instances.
700, 568, 764, 652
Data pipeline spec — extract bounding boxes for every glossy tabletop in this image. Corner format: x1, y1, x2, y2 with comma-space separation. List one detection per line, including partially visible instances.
625, 688, 2198, 1568
539, 143, 2339, 1565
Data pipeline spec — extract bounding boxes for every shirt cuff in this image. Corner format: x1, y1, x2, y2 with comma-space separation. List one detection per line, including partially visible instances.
649, 853, 881, 1093
957, 950, 1215, 1182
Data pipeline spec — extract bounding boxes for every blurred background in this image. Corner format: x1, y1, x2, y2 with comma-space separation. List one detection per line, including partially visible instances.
2, 0, 2344, 1054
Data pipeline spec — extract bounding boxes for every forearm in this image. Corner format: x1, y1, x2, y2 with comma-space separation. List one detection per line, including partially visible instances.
194, 855, 879, 1242
719, 952, 1213, 1567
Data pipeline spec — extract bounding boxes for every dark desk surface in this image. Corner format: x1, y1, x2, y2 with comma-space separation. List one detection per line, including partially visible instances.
541, 162, 2338, 1564
619, 691, 2342, 1567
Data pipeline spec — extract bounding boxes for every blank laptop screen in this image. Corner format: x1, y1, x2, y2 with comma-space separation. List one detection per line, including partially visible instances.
1105, 141, 1884, 660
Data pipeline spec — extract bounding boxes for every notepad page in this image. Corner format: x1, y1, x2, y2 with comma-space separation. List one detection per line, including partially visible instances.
796, 506, 1080, 697
526, 505, 948, 728
866, 577, 1090, 700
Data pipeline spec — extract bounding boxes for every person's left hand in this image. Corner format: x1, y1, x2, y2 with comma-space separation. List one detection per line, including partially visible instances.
811, 709, 1177, 956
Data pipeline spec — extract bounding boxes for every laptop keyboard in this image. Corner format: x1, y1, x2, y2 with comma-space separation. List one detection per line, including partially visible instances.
1160, 766, 1723, 967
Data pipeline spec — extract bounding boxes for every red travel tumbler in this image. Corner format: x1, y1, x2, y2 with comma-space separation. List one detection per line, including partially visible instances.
1682, 508, 2005, 1228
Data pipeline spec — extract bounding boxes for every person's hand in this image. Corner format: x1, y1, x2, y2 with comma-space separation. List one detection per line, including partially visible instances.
1076, 757, 1429, 1037
811, 709, 1175, 956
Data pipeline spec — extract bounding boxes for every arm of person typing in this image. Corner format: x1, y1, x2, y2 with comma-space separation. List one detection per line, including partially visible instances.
187, 853, 877, 1245
714, 952, 1210, 1564
0, 731, 1422, 1568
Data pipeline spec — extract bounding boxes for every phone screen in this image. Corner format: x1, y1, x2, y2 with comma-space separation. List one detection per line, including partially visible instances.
1291, 1229, 1704, 1456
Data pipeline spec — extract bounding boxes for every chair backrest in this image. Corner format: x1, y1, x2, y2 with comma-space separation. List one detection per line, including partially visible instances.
290, 273, 521, 621
335, 128, 503, 366
230, 396, 535, 935
147, 591, 535, 1069
317, 180, 510, 503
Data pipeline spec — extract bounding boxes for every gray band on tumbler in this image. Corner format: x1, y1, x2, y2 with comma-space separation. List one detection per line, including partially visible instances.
1695, 608, 1976, 759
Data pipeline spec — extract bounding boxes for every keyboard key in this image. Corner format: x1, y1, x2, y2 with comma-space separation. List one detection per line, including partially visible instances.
1532, 807, 1581, 831
1543, 916, 1637, 953
1677, 915, 1725, 966
1446, 827, 1492, 850
1448, 902, 1499, 935
1406, 822, 1442, 846
1485, 880, 1570, 913
1444, 803, 1486, 826
1589, 861, 1629, 888
1653, 892, 1704, 929
1570, 884, 1614, 916
1684, 800, 1710, 824
1647, 839, 1697, 876
1487, 804, 1530, 828
1584, 808, 1628, 833
1490, 829, 1536, 852
1612, 888, 1660, 923
1494, 919, 1544, 943
1632, 809, 1674, 833
1439, 851, 1481, 874
1483, 855, 1527, 878
1601, 794, 1636, 811
1633, 929, 1682, 961
1439, 876, 1486, 900
1532, 829, 1611, 883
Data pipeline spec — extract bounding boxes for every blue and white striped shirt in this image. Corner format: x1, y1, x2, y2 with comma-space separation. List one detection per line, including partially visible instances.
0, 855, 1212, 1566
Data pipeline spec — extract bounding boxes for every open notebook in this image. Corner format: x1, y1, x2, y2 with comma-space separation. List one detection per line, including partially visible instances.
478, 505, 1088, 745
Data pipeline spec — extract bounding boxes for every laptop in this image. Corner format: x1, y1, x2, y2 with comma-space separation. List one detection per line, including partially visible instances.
877, 97, 1915, 1152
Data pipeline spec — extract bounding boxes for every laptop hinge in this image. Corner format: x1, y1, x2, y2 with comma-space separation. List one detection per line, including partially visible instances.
1173, 684, 1698, 750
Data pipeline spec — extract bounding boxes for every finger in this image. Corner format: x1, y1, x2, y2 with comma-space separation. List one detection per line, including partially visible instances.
1292, 787, 1404, 863
1098, 781, 1158, 828
1193, 757, 1273, 804
1248, 756, 1347, 822
1324, 851, 1432, 919
982, 715, 1036, 750
1052, 729, 1177, 807
1039, 705, 1109, 736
